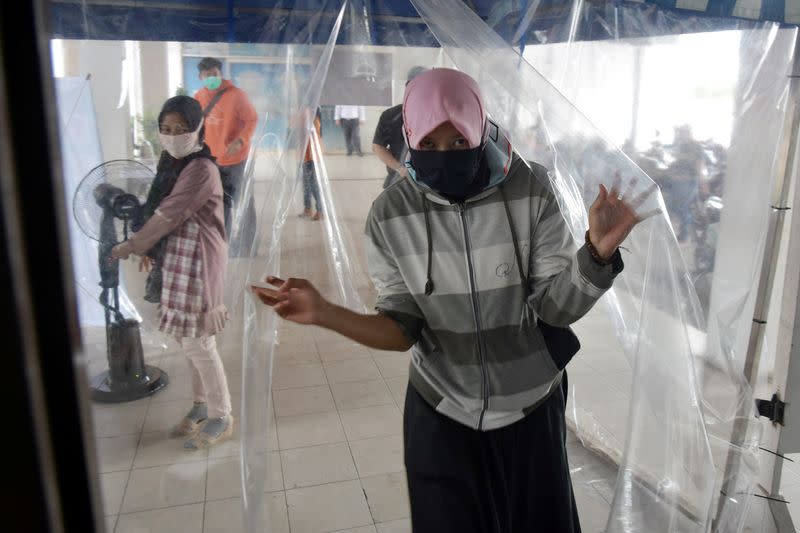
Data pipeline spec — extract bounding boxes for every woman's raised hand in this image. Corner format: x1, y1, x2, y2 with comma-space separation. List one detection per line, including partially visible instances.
588, 176, 660, 259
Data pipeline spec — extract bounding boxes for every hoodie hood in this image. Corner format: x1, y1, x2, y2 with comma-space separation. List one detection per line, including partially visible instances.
405, 120, 515, 205
403, 68, 486, 150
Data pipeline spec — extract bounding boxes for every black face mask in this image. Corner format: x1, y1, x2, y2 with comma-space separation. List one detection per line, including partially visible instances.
409, 146, 489, 202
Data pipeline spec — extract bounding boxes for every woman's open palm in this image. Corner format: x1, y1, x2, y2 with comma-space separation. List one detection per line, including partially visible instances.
588, 176, 660, 259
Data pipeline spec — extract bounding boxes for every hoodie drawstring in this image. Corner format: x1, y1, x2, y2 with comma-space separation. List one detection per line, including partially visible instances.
421, 186, 526, 301
499, 186, 529, 294
500, 186, 536, 328
422, 195, 434, 296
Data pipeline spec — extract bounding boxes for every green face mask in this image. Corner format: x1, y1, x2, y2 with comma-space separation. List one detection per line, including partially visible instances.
203, 76, 222, 90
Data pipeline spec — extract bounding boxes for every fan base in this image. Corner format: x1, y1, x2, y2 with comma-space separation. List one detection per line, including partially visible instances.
91, 365, 169, 403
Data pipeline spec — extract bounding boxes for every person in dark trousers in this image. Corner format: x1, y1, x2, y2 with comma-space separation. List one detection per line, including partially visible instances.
666, 124, 706, 243
194, 57, 258, 256
253, 69, 657, 533
334, 104, 365, 156
372, 66, 427, 189
300, 108, 324, 221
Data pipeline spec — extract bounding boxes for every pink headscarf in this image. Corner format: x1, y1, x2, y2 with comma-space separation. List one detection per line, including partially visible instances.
402, 68, 486, 150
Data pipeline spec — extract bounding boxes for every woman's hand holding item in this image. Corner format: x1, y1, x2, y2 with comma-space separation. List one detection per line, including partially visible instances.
139, 256, 153, 272
252, 275, 412, 352
252, 276, 330, 326
110, 240, 134, 261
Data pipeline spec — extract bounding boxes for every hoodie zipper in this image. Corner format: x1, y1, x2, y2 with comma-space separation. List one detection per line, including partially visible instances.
458, 202, 490, 430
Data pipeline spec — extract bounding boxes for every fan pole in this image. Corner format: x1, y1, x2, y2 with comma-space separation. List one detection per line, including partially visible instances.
87, 175, 169, 403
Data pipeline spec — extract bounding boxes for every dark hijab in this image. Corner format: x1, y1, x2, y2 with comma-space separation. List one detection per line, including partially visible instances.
136, 96, 216, 302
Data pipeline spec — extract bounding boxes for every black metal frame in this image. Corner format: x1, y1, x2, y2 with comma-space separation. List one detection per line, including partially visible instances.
1, 0, 103, 531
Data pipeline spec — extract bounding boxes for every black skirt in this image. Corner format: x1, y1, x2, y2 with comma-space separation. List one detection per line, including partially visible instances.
403, 375, 581, 533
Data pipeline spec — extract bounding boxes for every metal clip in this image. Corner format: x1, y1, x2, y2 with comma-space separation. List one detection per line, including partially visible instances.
756, 393, 787, 425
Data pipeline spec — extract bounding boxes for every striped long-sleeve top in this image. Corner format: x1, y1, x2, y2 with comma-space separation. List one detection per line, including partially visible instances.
365, 127, 622, 430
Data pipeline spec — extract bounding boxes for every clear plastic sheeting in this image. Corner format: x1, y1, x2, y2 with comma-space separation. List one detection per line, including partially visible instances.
55, 75, 168, 383
44, 1, 799, 532
236, 5, 362, 529
408, 0, 796, 530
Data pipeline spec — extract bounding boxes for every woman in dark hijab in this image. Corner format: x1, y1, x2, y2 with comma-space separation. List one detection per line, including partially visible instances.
112, 95, 234, 450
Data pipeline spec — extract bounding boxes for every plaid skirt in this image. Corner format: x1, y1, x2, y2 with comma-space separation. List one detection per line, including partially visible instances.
159, 219, 206, 338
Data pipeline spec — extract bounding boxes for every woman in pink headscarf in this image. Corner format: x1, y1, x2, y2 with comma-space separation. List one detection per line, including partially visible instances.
254, 69, 655, 532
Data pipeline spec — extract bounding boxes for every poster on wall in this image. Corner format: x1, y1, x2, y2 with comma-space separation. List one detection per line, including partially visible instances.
230, 61, 311, 149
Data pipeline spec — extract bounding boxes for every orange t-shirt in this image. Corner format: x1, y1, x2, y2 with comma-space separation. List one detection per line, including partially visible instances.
304, 115, 322, 163
194, 80, 258, 167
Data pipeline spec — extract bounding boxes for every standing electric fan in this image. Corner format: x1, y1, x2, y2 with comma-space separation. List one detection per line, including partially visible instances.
73, 159, 169, 402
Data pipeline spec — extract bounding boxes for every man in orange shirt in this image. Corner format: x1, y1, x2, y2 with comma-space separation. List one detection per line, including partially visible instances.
194, 57, 258, 255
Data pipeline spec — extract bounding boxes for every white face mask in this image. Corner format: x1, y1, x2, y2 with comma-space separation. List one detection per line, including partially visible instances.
159, 119, 203, 159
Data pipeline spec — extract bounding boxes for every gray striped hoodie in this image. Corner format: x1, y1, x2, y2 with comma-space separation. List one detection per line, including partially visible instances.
365, 129, 622, 430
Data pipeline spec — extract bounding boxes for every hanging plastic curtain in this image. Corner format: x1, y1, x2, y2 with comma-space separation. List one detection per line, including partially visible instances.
56, 77, 146, 327
49, 1, 367, 529
224, 3, 365, 326
55, 53, 170, 404
231, 2, 372, 529
484, 3, 800, 529
405, 0, 797, 531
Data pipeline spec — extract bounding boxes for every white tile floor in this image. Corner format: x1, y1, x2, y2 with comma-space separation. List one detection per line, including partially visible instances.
84, 154, 645, 532
93, 331, 619, 533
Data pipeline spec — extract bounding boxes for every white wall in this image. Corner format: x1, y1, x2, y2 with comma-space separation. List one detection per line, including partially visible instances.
139, 41, 171, 115
62, 40, 131, 161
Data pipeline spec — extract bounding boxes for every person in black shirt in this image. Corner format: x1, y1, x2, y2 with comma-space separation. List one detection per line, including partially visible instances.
372, 66, 427, 188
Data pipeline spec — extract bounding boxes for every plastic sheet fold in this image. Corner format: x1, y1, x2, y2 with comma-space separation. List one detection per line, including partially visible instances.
236, 4, 370, 528
408, 1, 796, 530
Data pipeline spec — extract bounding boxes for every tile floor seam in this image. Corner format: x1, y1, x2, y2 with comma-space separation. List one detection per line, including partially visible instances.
203, 487, 285, 503
129, 453, 208, 471
347, 372, 402, 481
359, 471, 411, 525
273, 383, 336, 393
282, 470, 362, 492
102, 470, 129, 518
115, 501, 203, 520
272, 401, 288, 495
279, 489, 292, 533
273, 386, 339, 417
277, 436, 350, 453
273, 381, 333, 395
101, 465, 136, 475
312, 338, 327, 359
365, 350, 403, 410
383, 375, 402, 413
116, 396, 151, 522
117, 498, 207, 517
319, 354, 378, 529
109, 514, 119, 533
202, 440, 209, 533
